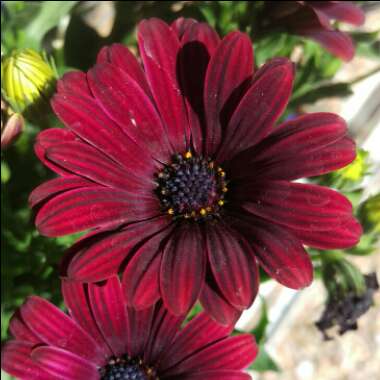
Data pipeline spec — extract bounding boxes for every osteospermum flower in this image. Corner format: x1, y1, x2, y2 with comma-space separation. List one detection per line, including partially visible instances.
31, 18, 361, 325
1, 276, 257, 380
264, 1, 365, 61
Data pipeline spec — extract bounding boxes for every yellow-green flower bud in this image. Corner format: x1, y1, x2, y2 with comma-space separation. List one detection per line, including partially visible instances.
336, 149, 368, 182
360, 194, 380, 233
1, 49, 56, 113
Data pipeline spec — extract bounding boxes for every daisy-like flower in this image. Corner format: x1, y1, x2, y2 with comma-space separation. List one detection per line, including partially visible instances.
31, 18, 361, 325
263, 1, 365, 61
1, 276, 257, 380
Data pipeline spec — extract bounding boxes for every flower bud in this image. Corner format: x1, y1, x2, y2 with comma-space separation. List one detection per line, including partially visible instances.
359, 194, 380, 233
1, 99, 24, 149
1, 49, 56, 114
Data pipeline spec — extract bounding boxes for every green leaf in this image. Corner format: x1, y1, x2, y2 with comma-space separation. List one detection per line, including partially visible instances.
24, 1, 78, 48
250, 345, 280, 372
1, 161, 11, 184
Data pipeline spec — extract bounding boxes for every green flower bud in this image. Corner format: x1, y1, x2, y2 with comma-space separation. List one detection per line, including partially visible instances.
336, 149, 369, 182
1, 49, 56, 114
359, 194, 380, 233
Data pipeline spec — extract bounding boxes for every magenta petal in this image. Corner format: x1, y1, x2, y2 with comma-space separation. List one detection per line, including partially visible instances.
171, 17, 197, 38
97, 43, 151, 95
20, 296, 106, 365
126, 306, 155, 358
35, 186, 159, 237
9, 310, 40, 344
309, 1, 365, 26
138, 18, 190, 152
56, 71, 91, 98
35, 128, 78, 176
206, 223, 258, 309
179, 21, 220, 153
161, 224, 206, 315
204, 31, 253, 156
1, 341, 54, 380
29, 176, 94, 208
164, 334, 257, 375
234, 216, 313, 289
159, 312, 232, 372
67, 217, 170, 282
88, 276, 129, 357
235, 181, 354, 232
254, 135, 356, 181
301, 28, 355, 61
61, 280, 112, 357
123, 229, 171, 310
87, 63, 173, 162
217, 57, 294, 162
143, 303, 184, 365
176, 370, 252, 380
45, 141, 148, 192
31, 346, 99, 380
200, 279, 241, 326
292, 216, 362, 249
51, 92, 156, 181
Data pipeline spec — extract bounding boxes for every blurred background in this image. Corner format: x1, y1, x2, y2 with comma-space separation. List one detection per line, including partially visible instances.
1, 2, 380, 379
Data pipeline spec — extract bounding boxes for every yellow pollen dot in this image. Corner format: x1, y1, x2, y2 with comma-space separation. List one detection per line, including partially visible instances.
222, 187, 228, 192
218, 200, 225, 206
217, 167, 223, 172
167, 208, 174, 215
219, 171, 226, 177
184, 151, 192, 159
161, 189, 167, 195
199, 208, 207, 216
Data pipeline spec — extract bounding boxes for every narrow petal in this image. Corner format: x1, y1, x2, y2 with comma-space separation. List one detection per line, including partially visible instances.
200, 278, 242, 326
88, 276, 129, 357
291, 217, 362, 249
87, 63, 173, 161
45, 141, 149, 192
164, 334, 257, 375
179, 21, 220, 153
234, 181, 354, 232
9, 310, 40, 344
229, 112, 348, 178
217, 58, 294, 162
204, 31, 253, 156
1, 341, 54, 380
61, 280, 112, 357
67, 217, 170, 282
159, 312, 232, 372
138, 18, 190, 152
126, 306, 155, 358
144, 303, 184, 365
244, 136, 356, 181
35, 128, 78, 176
309, 2, 365, 25
97, 43, 151, 95
29, 176, 94, 208
56, 71, 91, 98
20, 296, 106, 365
206, 223, 258, 309
301, 29, 355, 61
171, 17, 197, 38
232, 215, 313, 289
51, 92, 156, 181
123, 228, 172, 310
176, 370, 252, 380
161, 224, 206, 315
35, 187, 159, 237
31, 346, 99, 380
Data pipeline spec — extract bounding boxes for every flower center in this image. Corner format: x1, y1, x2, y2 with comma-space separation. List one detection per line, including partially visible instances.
100, 357, 157, 380
156, 151, 228, 220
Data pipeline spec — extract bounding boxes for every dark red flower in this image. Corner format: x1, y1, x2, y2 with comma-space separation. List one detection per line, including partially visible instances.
31, 18, 361, 325
1, 276, 257, 379
264, 1, 365, 60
